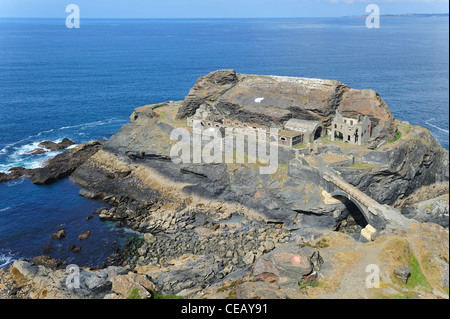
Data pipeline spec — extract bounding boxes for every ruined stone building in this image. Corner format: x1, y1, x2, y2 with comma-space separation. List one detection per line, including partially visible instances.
283, 119, 324, 145
187, 104, 327, 148
330, 110, 372, 145
187, 104, 222, 128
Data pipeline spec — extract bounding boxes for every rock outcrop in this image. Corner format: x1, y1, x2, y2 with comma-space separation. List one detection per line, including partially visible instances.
402, 194, 449, 229
0, 140, 105, 185
176, 70, 397, 144
28, 138, 76, 155
70, 98, 448, 235
0, 259, 156, 299
334, 125, 449, 206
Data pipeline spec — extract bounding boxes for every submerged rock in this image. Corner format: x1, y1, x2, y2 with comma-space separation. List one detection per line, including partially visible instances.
78, 231, 91, 241
37, 138, 76, 152
68, 245, 82, 254
51, 229, 66, 240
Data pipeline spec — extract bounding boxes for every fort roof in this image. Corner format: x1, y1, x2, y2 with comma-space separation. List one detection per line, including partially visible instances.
284, 119, 321, 134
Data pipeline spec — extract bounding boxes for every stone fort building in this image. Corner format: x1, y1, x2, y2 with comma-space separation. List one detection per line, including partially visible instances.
187, 104, 372, 148
330, 110, 372, 146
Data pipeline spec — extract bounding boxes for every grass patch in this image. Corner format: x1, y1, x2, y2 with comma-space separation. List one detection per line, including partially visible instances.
298, 278, 325, 289
396, 121, 412, 136
346, 162, 378, 170
294, 143, 308, 149
217, 278, 245, 299
407, 253, 431, 289
305, 238, 330, 249
383, 238, 431, 291
404, 126, 411, 135
388, 130, 402, 144
225, 290, 237, 299
377, 292, 416, 299
126, 288, 142, 299
216, 279, 244, 293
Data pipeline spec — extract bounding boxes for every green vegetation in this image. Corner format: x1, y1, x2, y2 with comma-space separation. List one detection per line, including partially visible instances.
383, 238, 432, 296
216, 278, 244, 299
298, 278, 320, 289
225, 290, 237, 299
396, 121, 412, 135
293, 143, 307, 149
388, 130, 402, 144
216, 279, 244, 293
305, 238, 329, 249
126, 288, 142, 299
346, 162, 378, 170
377, 292, 416, 299
404, 125, 411, 135
406, 253, 431, 289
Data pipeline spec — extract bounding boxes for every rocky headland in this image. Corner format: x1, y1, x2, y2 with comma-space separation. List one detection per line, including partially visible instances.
0, 140, 105, 184
0, 70, 448, 299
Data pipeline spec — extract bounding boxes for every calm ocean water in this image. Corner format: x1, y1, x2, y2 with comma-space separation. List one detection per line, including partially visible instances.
0, 17, 448, 268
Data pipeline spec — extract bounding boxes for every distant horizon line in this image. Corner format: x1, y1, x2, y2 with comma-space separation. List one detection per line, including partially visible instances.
0, 13, 448, 19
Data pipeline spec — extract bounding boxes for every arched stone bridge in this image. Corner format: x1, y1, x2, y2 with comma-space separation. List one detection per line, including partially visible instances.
323, 173, 414, 235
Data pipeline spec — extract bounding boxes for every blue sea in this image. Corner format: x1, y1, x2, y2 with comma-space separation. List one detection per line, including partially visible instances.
0, 17, 448, 268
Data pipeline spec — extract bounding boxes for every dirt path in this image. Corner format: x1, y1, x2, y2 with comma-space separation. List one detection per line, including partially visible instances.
319, 244, 383, 299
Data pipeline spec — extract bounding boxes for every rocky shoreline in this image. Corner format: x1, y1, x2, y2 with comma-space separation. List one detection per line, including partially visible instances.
0, 71, 448, 299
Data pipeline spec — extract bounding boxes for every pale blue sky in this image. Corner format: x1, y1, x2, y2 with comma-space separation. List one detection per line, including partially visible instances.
0, 0, 448, 18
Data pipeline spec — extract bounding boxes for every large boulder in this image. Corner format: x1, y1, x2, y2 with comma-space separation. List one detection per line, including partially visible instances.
28, 138, 76, 155
252, 245, 317, 286
110, 272, 157, 299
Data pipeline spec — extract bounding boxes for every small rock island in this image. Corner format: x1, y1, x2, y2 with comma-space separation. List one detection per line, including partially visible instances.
1, 70, 448, 299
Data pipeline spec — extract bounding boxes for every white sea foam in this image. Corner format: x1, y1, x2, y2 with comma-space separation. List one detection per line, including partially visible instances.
426, 119, 449, 134
58, 118, 124, 131
0, 250, 16, 269
0, 141, 64, 172
0, 207, 11, 213
0, 118, 125, 173
0, 118, 123, 156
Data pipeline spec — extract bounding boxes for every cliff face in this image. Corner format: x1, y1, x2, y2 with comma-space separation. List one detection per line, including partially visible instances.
334, 125, 449, 207
71, 107, 347, 236
176, 70, 397, 144
68, 71, 448, 235
71, 106, 448, 236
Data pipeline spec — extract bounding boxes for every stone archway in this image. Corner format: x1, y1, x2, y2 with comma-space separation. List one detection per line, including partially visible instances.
334, 131, 343, 140
331, 193, 369, 233
314, 126, 323, 140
